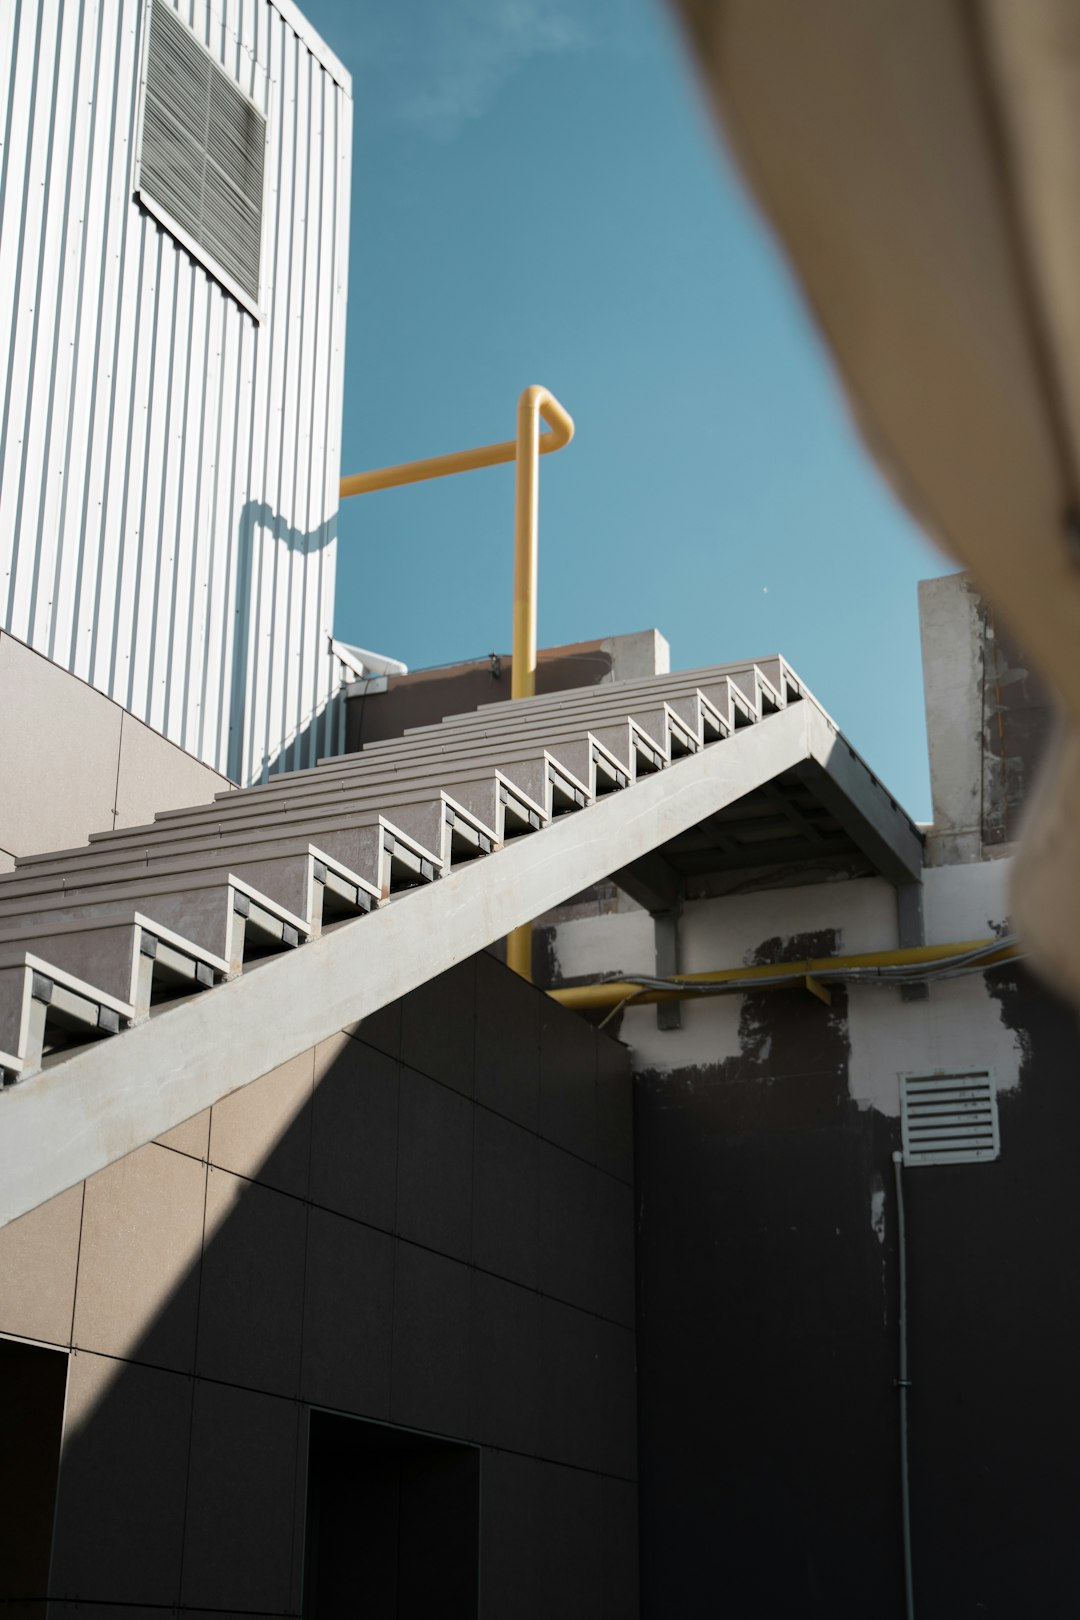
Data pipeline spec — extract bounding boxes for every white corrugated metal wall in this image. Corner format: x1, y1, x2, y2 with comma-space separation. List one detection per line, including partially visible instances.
0, 0, 352, 784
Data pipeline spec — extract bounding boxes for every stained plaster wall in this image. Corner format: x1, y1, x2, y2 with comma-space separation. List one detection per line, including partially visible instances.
550, 858, 1025, 1115
0, 953, 639, 1617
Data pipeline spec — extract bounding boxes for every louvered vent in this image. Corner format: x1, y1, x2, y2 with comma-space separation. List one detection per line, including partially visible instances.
137, 0, 265, 309
900, 1070, 1000, 1167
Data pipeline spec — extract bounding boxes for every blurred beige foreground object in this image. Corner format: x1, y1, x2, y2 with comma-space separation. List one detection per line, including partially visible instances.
1011, 723, 1080, 1004
672, 0, 1080, 1000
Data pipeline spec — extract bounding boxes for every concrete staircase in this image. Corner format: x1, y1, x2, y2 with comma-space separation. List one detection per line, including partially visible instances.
0, 657, 887, 1230
0, 658, 799, 1083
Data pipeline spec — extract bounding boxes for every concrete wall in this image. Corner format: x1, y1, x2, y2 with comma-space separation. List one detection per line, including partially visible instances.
0, 629, 230, 872
0, 952, 638, 1616
919, 573, 1056, 864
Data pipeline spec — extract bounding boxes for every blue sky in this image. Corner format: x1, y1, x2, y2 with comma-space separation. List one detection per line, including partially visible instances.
310, 0, 953, 821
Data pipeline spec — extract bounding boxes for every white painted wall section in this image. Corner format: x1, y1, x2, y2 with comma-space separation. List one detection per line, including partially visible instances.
548, 859, 1026, 1117
846, 859, 1021, 1115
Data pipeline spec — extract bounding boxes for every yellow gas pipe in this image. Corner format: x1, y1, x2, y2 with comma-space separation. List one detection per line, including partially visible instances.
548, 937, 1021, 1013
340, 386, 575, 983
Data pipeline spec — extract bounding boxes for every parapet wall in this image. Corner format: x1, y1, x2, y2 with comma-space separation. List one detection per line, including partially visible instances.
0, 630, 230, 871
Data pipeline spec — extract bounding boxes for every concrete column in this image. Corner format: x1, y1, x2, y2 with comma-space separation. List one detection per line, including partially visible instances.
918, 575, 983, 864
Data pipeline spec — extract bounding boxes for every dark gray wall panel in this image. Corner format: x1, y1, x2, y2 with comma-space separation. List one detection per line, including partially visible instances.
537, 1138, 598, 1311
471, 1107, 540, 1288
596, 1033, 634, 1183
396, 1066, 474, 1260
309, 1036, 399, 1230
195, 1171, 306, 1397
301, 1207, 394, 1418
42, 951, 639, 1612
479, 1449, 541, 1619
468, 1269, 540, 1455
181, 1381, 299, 1612
539, 1003, 598, 1160
535, 1461, 604, 1619
594, 1173, 637, 1328
475, 949, 541, 1131
400, 958, 477, 1097
602, 1475, 641, 1620
537, 1297, 602, 1473
49, 1356, 191, 1606
390, 1241, 472, 1437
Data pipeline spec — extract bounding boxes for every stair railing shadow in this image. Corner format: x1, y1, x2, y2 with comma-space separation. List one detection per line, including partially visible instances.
228, 500, 341, 785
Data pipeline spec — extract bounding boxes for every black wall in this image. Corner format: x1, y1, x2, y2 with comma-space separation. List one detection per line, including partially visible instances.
633, 963, 1080, 1620
39, 952, 639, 1617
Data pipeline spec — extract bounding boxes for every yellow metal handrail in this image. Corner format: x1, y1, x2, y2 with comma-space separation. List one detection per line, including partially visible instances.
339, 385, 575, 981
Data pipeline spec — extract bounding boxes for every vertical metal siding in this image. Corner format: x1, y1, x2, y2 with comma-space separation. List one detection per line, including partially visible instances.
0, 0, 351, 784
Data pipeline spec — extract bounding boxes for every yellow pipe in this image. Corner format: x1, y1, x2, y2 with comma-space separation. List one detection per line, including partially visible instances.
510, 387, 573, 699
339, 391, 573, 499
508, 388, 573, 979
339, 387, 575, 986
548, 937, 1020, 1011
504, 926, 534, 980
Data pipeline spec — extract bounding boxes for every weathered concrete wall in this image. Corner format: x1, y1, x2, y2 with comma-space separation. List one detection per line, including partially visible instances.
0, 953, 638, 1615
0, 630, 230, 872
919, 574, 984, 861
919, 573, 1056, 864
975, 594, 1057, 848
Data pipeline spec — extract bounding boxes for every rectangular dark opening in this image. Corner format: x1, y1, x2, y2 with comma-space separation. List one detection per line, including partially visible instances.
0, 1337, 68, 1616
303, 1410, 479, 1619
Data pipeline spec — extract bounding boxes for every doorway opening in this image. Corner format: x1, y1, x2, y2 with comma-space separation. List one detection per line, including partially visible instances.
303, 1410, 480, 1618
0, 1336, 68, 1616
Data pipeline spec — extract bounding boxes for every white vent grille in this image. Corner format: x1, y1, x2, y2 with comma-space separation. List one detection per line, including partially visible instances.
137, 0, 265, 308
900, 1070, 1000, 1167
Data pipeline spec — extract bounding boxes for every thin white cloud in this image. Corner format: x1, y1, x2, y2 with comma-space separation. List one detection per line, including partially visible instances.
395, 1, 591, 140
